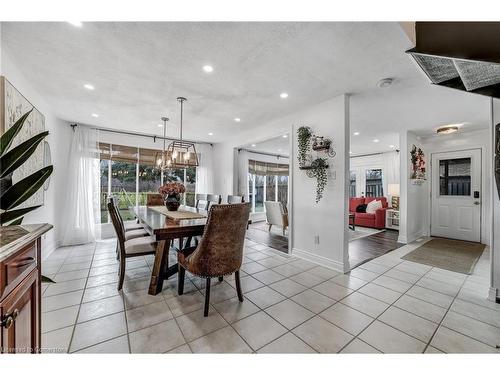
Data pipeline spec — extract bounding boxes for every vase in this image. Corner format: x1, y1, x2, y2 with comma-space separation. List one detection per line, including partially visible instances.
164, 193, 181, 211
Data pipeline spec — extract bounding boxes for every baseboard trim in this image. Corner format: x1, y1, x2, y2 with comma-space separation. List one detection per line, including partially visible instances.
42, 239, 61, 261
292, 247, 346, 273
488, 287, 499, 303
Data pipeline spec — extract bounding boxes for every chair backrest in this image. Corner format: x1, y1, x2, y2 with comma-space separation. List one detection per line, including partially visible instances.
146, 193, 164, 206
107, 201, 126, 248
227, 195, 244, 204
195, 193, 208, 209
109, 196, 125, 229
186, 203, 251, 277
206, 194, 222, 210
264, 201, 285, 226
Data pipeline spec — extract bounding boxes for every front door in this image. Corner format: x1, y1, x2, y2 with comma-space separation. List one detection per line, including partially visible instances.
431, 149, 481, 242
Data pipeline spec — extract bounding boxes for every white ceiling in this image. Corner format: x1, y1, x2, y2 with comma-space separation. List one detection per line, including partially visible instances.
1, 22, 491, 150
241, 134, 290, 156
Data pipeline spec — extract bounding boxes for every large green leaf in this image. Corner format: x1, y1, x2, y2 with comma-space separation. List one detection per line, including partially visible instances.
0, 131, 49, 178
8, 217, 24, 225
0, 205, 41, 225
0, 109, 33, 156
0, 166, 53, 210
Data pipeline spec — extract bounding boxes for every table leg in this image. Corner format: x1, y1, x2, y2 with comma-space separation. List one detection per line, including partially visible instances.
149, 239, 170, 295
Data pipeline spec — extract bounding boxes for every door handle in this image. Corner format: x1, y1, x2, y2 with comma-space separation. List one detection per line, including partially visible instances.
474, 201, 480, 205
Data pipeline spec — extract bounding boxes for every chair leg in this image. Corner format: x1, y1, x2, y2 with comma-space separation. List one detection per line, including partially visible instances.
118, 255, 126, 291
204, 278, 211, 317
268, 224, 272, 231
178, 265, 185, 295
218, 276, 223, 282
115, 242, 119, 260
235, 270, 244, 302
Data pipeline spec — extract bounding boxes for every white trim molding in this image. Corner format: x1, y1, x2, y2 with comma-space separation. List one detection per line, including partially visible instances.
488, 287, 498, 303
292, 247, 347, 273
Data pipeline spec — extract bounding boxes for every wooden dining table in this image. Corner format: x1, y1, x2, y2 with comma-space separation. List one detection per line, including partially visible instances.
131, 205, 208, 295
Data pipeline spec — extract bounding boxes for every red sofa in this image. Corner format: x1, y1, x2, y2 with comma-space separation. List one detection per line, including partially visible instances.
349, 197, 388, 229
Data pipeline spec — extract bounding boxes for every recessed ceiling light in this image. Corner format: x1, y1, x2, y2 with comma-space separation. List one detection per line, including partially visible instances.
203, 65, 214, 73
377, 78, 393, 88
436, 125, 459, 135
349, 151, 352, 154
158, 124, 163, 127
353, 132, 360, 136
83, 83, 95, 90
251, 144, 256, 147
234, 118, 241, 122
283, 134, 288, 138
91, 113, 99, 118
373, 139, 380, 143
278, 149, 282, 152
208, 132, 214, 136
68, 21, 82, 27
280, 92, 289, 99
389, 145, 395, 148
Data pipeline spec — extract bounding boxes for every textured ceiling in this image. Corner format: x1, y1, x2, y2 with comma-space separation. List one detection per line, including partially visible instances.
1, 21, 491, 153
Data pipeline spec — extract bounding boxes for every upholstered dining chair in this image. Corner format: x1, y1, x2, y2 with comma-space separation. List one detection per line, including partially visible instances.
107, 201, 157, 290
177, 203, 251, 316
206, 194, 222, 210
227, 195, 245, 203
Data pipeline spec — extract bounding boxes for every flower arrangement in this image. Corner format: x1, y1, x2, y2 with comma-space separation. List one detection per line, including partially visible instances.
158, 182, 186, 196
410, 145, 426, 180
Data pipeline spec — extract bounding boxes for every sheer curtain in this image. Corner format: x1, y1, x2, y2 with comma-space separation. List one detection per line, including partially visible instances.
61, 126, 101, 245
237, 149, 249, 198
382, 150, 400, 196
195, 144, 214, 194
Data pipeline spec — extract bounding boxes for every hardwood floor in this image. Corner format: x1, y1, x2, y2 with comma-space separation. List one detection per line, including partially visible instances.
245, 222, 404, 268
349, 229, 404, 270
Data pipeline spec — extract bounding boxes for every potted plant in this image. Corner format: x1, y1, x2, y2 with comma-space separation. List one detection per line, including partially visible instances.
297, 126, 312, 167
310, 158, 328, 203
158, 182, 185, 211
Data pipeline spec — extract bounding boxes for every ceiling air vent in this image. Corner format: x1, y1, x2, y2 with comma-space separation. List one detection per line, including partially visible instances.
406, 22, 500, 98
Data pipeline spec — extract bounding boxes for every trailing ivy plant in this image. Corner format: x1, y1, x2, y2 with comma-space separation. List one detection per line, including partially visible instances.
310, 158, 328, 203
297, 126, 312, 166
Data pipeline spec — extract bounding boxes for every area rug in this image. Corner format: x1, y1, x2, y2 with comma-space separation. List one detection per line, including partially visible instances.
402, 237, 485, 274
349, 227, 383, 242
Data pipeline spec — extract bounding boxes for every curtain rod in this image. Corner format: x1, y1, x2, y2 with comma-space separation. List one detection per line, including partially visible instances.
238, 148, 290, 159
69, 123, 213, 146
350, 149, 400, 159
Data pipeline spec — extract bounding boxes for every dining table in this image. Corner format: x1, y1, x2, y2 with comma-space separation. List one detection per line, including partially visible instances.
131, 205, 208, 295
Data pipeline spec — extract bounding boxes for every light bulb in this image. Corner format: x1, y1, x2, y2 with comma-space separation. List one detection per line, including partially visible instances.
172, 151, 178, 159
184, 152, 190, 160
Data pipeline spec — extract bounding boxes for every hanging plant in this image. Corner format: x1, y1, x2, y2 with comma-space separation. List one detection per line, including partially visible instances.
310, 158, 328, 203
297, 126, 312, 167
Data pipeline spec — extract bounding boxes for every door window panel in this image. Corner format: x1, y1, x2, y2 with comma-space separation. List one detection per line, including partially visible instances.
349, 171, 356, 197
439, 158, 471, 196
365, 169, 383, 197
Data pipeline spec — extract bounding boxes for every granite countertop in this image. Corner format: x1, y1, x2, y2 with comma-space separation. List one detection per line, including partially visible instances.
0, 224, 53, 262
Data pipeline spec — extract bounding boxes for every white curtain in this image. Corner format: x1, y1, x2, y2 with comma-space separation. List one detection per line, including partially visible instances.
195, 144, 215, 194
382, 150, 400, 196
237, 149, 249, 198
61, 126, 101, 245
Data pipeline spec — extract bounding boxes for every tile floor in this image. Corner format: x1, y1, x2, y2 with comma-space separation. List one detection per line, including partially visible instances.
40, 237, 500, 353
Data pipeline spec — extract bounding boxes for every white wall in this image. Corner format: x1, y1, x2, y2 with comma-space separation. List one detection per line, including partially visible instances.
492, 98, 500, 301
290, 95, 349, 272
399, 131, 430, 244
1, 44, 72, 258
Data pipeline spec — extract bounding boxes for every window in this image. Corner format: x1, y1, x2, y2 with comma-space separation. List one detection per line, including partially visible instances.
439, 158, 471, 196
247, 159, 289, 213
349, 171, 356, 198
98, 142, 197, 223
365, 169, 383, 197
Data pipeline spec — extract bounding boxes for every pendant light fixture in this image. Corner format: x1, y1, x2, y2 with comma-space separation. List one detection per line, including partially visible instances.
155, 116, 172, 170
166, 97, 199, 168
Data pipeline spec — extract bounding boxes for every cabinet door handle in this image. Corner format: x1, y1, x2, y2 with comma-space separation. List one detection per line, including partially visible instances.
1, 309, 19, 329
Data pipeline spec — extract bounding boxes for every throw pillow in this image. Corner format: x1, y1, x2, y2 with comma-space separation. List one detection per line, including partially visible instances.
366, 199, 383, 214
355, 204, 367, 213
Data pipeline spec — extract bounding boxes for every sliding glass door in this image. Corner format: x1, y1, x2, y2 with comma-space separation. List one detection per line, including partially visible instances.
248, 159, 289, 213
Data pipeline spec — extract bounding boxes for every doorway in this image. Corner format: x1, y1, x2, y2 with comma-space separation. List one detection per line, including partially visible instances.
431, 149, 482, 242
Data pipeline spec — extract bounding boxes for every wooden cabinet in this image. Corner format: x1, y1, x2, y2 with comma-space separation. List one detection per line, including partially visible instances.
0, 224, 51, 354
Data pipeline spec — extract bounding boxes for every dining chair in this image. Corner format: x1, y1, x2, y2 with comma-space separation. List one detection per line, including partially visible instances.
227, 195, 245, 203
107, 201, 157, 290
206, 194, 222, 210
195, 193, 208, 209
177, 203, 251, 316
146, 193, 164, 206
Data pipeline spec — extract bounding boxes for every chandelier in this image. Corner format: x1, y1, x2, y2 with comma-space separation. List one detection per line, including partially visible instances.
155, 116, 172, 170
165, 97, 199, 168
